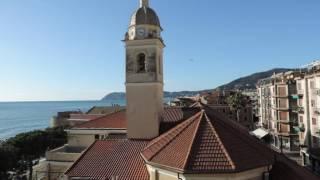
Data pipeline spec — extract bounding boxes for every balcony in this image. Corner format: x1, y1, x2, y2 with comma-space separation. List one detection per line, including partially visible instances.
297, 89, 304, 96
277, 130, 299, 136
313, 108, 320, 115
272, 106, 289, 110
276, 131, 291, 136
276, 119, 290, 123
312, 89, 320, 96
273, 94, 289, 98
297, 124, 305, 132
46, 145, 85, 162
312, 127, 320, 137
292, 106, 304, 114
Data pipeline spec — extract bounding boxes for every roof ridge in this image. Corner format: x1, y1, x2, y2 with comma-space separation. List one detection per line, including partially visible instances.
72, 109, 125, 129
182, 110, 204, 170
204, 112, 236, 170
142, 111, 202, 161
86, 106, 96, 114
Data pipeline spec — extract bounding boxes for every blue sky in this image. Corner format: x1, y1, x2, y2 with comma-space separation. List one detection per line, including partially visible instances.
0, 0, 319, 101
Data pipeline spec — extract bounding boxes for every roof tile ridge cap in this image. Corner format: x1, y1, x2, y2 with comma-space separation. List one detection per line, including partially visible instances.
204, 112, 236, 170
143, 110, 201, 150
144, 111, 202, 153
182, 110, 205, 170
73, 110, 125, 129
64, 140, 99, 175
142, 111, 203, 160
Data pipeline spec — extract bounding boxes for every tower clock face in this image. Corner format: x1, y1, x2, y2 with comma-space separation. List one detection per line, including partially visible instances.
137, 28, 145, 36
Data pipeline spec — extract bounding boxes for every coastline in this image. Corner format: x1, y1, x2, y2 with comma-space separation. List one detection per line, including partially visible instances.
0, 100, 126, 139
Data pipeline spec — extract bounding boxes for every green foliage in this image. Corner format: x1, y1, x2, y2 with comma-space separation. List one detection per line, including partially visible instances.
0, 144, 18, 178
226, 92, 249, 122
6, 127, 67, 159
0, 127, 67, 177
226, 92, 247, 111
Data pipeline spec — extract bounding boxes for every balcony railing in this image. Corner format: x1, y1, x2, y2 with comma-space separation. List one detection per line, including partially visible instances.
313, 108, 320, 115
312, 127, 320, 136
297, 89, 304, 96
292, 106, 304, 113
273, 94, 289, 98
272, 106, 289, 110
312, 89, 320, 96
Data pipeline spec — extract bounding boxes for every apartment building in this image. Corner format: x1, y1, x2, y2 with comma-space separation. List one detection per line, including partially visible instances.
295, 62, 320, 172
201, 90, 254, 130
257, 71, 301, 152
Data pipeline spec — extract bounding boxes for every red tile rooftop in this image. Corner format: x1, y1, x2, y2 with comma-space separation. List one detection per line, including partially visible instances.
64, 105, 320, 179
142, 108, 274, 173
73, 110, 127, 129
65, 140, 149, 180
71, 107, 200, 131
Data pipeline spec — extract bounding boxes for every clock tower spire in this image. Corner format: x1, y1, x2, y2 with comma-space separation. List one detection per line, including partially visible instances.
125, 0, 164, 139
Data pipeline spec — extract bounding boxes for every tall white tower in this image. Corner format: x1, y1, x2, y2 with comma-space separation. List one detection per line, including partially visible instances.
125, 0, 164, 139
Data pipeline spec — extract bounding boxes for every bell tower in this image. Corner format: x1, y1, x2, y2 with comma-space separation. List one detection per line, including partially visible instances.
124, 0, 164, 139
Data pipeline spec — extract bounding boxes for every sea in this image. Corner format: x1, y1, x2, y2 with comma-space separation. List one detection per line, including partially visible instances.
0, 100, 126, 140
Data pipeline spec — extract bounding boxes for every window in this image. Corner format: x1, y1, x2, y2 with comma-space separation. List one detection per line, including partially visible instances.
278, 87, 287, 96
279, 111, 288, 120
158, 56, 162, 75
95, 134, 100, 140
310, 81, 315, 89
298, 99, 303, 106
299, 116, 304, 123
311, 100, 316, 107
279, 99, 287, 108
312, 118, 317, 125
297, 83, 302, 90
137, 53, 146, 73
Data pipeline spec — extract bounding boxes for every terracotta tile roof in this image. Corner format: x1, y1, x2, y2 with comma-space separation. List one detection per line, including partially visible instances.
142, 108, 274, 173
72, 110, 126, 129
161, 107, 200, 123
65, 140, 149, 180
72, 107, 199, 131
203, 107, 274, 172
142, 111, 204, 171
160, 107, 200, 133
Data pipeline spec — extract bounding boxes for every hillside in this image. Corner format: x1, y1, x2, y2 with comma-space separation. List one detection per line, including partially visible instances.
216, 68, 293, 90
101, 91, 200, 101
101, 68, 292, 101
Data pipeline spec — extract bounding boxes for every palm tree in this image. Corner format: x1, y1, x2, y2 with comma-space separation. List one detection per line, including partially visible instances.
226, 92, 248, 122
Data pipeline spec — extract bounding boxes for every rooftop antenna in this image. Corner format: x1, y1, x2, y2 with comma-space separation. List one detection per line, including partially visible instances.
301, 60, 320, 70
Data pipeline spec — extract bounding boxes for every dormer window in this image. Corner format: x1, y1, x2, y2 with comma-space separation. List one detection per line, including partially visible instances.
137, 53, 146, 73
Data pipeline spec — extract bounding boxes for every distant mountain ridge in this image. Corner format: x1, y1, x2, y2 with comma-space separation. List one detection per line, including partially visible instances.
101, 91, 199, 101
101, 68, 292, 101
216, 68, 293, 90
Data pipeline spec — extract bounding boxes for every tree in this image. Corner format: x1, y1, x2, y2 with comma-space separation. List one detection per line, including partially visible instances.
5, 127, 67, 179
0, 144, 18, 179
226, 92, 248, 122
